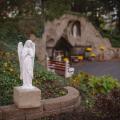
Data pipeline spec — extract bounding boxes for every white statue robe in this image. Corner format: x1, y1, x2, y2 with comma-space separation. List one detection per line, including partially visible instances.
21, 47, 34, 88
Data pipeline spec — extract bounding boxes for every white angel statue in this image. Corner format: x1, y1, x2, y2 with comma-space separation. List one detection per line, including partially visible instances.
18, 40, 35, 89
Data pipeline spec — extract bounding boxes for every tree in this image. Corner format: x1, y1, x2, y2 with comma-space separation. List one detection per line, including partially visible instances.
71, 0, 120, 31
100, 0, 120, 31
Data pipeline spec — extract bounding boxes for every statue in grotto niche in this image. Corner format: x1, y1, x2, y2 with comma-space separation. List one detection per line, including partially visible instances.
73, 24, 78, 38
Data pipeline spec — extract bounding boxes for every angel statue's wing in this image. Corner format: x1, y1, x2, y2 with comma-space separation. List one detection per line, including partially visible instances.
18, 42, 23, 80
32, 42, 35, 67
30, 41, 35, 79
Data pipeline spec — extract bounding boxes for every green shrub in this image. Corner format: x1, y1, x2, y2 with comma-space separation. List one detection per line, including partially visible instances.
89, 76, 120, 94
69, 72, 120, 95
102, 30, 120, 47
0, 21, 26, 51
0, 51, 22, 105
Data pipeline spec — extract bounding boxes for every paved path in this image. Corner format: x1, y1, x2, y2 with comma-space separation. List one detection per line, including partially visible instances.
72, 60, 120, 80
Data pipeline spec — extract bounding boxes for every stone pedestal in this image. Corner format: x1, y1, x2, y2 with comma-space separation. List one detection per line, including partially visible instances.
14, 86, 41, 108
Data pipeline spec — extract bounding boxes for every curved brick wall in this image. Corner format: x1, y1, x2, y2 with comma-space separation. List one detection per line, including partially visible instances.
0, 86, 80, 120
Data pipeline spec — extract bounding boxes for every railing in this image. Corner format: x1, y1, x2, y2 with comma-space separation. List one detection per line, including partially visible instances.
46, 58, 74, 78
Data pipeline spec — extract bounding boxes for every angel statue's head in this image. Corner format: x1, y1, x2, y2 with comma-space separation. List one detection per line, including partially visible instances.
25, 40, 33, 48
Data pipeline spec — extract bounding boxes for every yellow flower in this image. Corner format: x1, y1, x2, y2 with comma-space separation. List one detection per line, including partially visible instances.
86, 47, 92, 51
63, 58, 69, 62
90, 53, 96, 57
100, 45, 105, 50
77, 56, 84, 60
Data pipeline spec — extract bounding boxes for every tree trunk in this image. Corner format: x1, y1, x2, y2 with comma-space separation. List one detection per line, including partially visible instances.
30, 34, 47, 68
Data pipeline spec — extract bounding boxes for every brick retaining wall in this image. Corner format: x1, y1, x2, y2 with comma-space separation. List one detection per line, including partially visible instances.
0, 86, 80, 120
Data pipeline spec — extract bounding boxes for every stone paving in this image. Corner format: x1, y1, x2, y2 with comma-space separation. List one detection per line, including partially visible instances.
72, 60, 120, 80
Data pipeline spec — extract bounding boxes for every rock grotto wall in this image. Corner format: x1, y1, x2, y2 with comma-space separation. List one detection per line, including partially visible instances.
30, 14, 119, 65
43, 14, 115, 60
